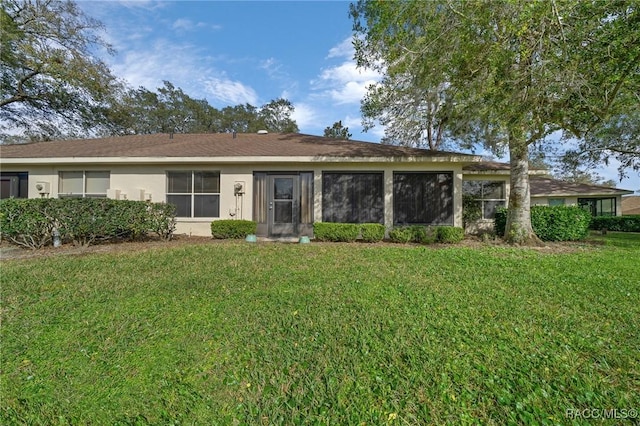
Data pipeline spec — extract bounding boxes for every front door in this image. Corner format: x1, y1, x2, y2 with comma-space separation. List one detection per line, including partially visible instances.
268, 175, 299, 237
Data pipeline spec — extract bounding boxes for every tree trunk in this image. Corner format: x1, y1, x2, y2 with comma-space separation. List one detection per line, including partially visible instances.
504, 140, 542, 245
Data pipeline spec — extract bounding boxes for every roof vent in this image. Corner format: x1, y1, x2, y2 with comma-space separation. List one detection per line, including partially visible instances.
257, 130, 268, 134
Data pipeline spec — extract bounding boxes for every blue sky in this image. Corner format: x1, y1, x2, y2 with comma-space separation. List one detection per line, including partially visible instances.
78, 1, 639, 192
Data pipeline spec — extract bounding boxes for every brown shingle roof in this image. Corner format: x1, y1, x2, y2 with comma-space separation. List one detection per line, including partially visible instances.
530, 176, 633, 197
0, 132, 479, 160
463, 160, 548, 173
463, 161, 511, 171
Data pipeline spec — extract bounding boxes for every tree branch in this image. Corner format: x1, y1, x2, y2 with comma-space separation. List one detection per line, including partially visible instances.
0, 70, 41, 108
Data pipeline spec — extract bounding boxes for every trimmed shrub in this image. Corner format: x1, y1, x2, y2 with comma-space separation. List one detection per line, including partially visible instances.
436, 226, 465, 244
388, 227, 415, 243
0, 198, 177, 249
590, 215, 640, 233
360, 223, 385, 243
495, 206, 591, 241
210, 219, 257, 239
389, 225, 440, 244
313, 222, 360, 242
0, 198, 55, 249
147, 203, 177, 240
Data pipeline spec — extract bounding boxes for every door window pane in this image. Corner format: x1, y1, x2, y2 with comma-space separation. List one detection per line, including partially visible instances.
274, 178, 293, 200
274, 201, 293, 223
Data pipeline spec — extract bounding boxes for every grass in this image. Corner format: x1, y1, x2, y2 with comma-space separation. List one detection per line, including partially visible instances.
1, 235, 639, 425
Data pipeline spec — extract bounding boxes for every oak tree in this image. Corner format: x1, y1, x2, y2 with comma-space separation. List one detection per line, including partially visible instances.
1, 0, 118, 139
352, 0, 639, 243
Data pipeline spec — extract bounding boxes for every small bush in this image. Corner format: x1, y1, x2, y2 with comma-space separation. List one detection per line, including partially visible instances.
210, 220, 257, 239
495, 206, 591, 241
360, 223, 385, 243
590, 215, 640, 233
389, 225, 440, 244
388, 227, 415, 243
0, 198, 55, 249
313, 223, 360, 242
436, 226, 465, 244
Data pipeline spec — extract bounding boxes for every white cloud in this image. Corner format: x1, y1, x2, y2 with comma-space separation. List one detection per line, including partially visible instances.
311, 40, 381, 105
327, 37, 354, 59
202, 78, 259, 106
327, 79, 377, 105
291, 103, 319, 130
172, 18, 221, 32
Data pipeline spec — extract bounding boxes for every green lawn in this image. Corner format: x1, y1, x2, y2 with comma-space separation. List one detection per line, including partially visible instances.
2, 236, 639, 425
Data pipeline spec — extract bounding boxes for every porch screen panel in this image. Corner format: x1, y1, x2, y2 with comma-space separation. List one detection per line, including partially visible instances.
253, 173, 267, 224
394, 172, 453, 225
300, 172, 314, 224
322, 172, 384, 223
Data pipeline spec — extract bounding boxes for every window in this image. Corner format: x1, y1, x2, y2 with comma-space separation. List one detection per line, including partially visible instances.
394, 172, 453, 225
462, 180, 506, 219
59, 171, 109, 198
0, 172, 28, 199
322, 172, 384, 223
548, 198, 565, 206
167, 171, 220, 218
578, 197, 616, 217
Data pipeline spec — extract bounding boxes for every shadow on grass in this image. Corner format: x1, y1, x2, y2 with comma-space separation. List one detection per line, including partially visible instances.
586, 231, 640, 249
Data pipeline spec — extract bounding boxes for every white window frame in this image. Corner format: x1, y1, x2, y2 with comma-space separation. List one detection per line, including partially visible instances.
166, 170, 220, 218
58, 171, 110, 198
463, 180, 507, 220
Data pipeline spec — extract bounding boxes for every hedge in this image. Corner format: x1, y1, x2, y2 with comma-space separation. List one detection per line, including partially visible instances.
388, 225, 462, 244
313, 223, 360, 242
0, 198, 176, 249
494, 206, 591, 241
210, 220, 257, 239
590, 215, 640, 233
360, 223, 385, 243
437, 226, 465, 244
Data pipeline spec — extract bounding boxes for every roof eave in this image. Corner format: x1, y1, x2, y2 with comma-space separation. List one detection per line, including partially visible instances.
1, 154, 483, 165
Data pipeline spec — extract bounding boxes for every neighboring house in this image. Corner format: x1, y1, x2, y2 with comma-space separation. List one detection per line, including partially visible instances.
622, 196, 640, 215
530, 176, 633, 216
1, 132, 633, 237
461, 161, 633, 233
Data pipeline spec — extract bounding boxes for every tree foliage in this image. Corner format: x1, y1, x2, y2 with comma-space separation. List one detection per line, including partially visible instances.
352, 0, 639, 243
102, 82, 298, 136
1, 0, 118, 139
324, 120, 352, 139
